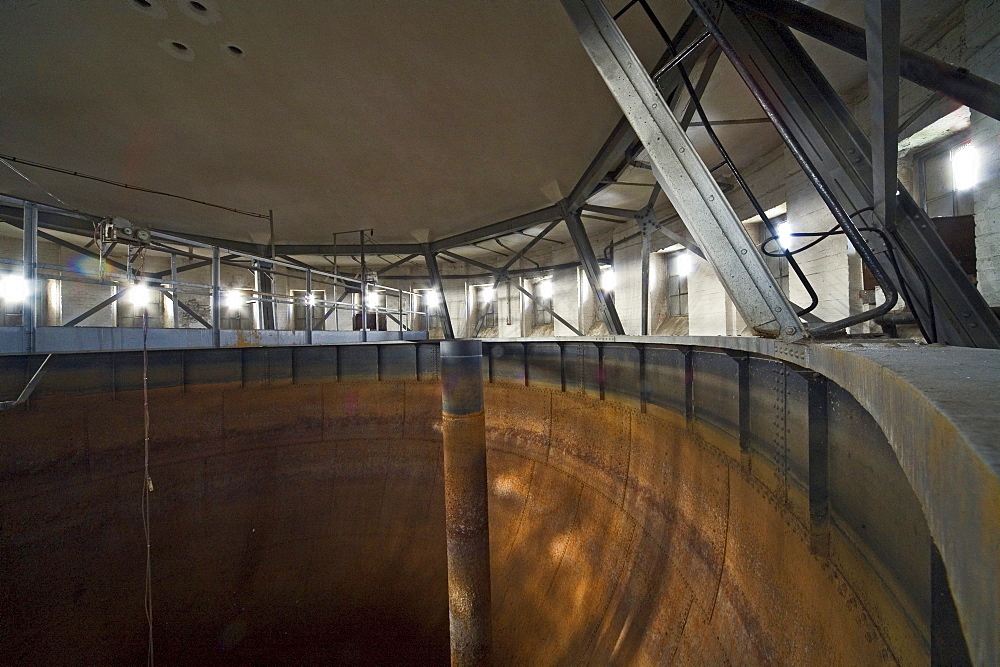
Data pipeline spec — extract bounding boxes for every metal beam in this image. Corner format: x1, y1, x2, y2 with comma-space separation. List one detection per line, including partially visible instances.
866, 0, 900, 233
22, 203, 38, 352
424, 247, 455, 339
696, 0, 1000, 346
563, 0, 803, 340
731, 0, 1000, 121
376, 253, 419, 274
513, 282, 584, 336
158, 289, 212, 329
567, 14, 707, 211
580, 204, 644, 218
439, 250, 501, 274
679, 45, 722, 129
565, 211, 625, 335
502, 220, 562, 272
640, 226, 651, 335
211, 247, 221, 346
430, 205, 564, 252
62, 289, 127, 327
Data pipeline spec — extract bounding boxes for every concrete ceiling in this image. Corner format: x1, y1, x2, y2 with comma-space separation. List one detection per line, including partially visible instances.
0, 0, 968, 250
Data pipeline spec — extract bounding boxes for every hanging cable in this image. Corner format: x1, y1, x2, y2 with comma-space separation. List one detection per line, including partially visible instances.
130, 246, 155, 667
760, 208, 938, 342
0, 152, 268, 219
1, 156, 79, 212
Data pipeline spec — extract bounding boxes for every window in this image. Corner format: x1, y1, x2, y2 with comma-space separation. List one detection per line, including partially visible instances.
920, 140, 975, 219
666, 251, 689, 317
418, 289, 441, 331
532, 278, 553, 326
762, 217, 790, 295
1, 298, 22, 327
474, 284, 497, 329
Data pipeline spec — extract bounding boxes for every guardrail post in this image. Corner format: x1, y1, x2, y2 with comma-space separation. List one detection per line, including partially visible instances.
211, 246, 221, 347
306, 269, 313, 345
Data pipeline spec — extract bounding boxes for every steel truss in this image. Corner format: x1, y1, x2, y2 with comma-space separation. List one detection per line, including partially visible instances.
687, 0, 1000, 347
2, 0, 997, 346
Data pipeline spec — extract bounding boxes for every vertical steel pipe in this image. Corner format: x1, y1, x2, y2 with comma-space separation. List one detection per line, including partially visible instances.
440, 339, 492, 666
211, 246, 221, 347
21, 203, 38, 353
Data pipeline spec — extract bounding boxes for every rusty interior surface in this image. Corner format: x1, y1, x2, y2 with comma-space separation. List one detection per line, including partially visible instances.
2, 374, 936, 664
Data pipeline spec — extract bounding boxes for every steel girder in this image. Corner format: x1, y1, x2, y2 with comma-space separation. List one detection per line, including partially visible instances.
731, 0, 1000, 122
690, 0, 1000, 347
865, 0, 901, 234
423, 247, 455, 339
565, 210, 625, 335
562, 0, 804, 341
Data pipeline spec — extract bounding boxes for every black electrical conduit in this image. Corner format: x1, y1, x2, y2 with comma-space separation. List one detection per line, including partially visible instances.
761, 207, 938, 342
637, 0, 820, 318
683, 1, 900, 335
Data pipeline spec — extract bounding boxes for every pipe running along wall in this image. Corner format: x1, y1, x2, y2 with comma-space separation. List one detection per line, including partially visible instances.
0, 339, 991, 663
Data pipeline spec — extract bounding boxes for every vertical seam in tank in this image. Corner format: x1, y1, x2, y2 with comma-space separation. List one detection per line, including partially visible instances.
707, 464, 731, 624
545, 483, 584, 596
584, 521, 640, 662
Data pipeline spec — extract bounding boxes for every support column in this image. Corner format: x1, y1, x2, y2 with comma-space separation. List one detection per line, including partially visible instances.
565, 211, 625, 335
866, 0, 900, 232
22, 203, 38, 353
211, 246, 221, 347
425, 246, 455, 339
440, 339, 492, 665
305, 269, 313, 344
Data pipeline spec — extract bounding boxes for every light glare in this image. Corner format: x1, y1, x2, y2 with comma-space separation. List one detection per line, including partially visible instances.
365, 290, 380, 308
538, 280, 553, 299
952, 144, 979, 191
776, 222, 793, 250
600, 267, 616, 292
304, 292, 317, 306
424, 290, 441, 308
0, 274, 28, 303
676, 252, 693, 277
223, 289, 244, 311
128, 283, 151, 308
481, 285, 495, 302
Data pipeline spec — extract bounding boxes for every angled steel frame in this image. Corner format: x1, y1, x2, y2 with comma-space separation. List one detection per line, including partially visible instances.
565, 210, 625, 335
866, 0, 901, 233
423, 246, 455, 339
731, 0, 1000, 121
691, 0, 1000, 347
563, 0, 804, 340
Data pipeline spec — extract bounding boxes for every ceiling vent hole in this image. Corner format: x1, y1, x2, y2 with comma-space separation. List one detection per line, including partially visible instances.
227, 45, 244, 56
189, 1, 207, 11
134, 0, 152, 7
171, 41, 188, 52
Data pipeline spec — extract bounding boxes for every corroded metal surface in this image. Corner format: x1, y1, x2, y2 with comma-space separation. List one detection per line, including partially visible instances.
0, 337, 993, 663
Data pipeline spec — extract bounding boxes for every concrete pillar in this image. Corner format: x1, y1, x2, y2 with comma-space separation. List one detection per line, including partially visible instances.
440, 339, 492, 665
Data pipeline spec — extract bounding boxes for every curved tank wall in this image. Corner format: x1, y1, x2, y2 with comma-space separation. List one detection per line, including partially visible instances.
0, 341, 978, 663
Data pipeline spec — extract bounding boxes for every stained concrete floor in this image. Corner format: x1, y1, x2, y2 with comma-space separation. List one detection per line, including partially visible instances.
2, 380, 923, 664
